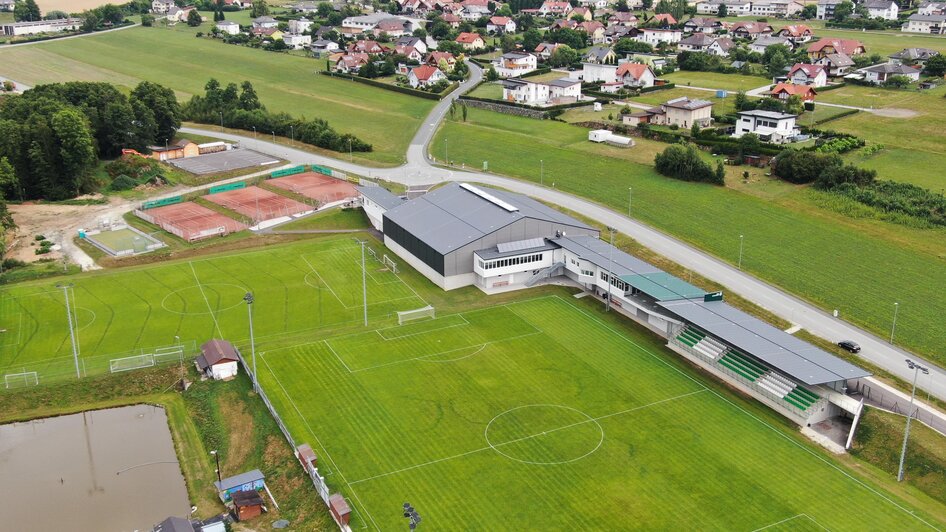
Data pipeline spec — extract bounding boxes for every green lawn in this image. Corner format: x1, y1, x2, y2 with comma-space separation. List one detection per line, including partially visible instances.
0, 24, 435, 165
257, 292, 943, 530
277, 207, 371, 231
467, 81, 504, 99
433, 108, 946, 365
663, 71, 770, 91
628, 88, 737, 115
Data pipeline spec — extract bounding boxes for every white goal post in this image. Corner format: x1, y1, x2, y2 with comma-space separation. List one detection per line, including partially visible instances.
110, 353, 155, 373
397, 305, 435, 325
4, 371, 39, 389
383, 254, 399, 273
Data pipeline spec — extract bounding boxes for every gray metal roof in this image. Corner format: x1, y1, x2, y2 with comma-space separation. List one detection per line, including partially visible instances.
738, 109, 798, 120
357, 185, 404, 210
153, 516, 196, 532
552, 235, 662, 278
657, 299, 870, 385
214, 469, 264, 491
383, 182, 595, 254
475, 240, 557, 260
618, 272, 707, 301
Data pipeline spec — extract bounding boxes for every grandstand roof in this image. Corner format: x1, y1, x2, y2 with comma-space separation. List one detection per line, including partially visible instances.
619, 272, 707, 302
383, 183, 595, 254
553, 234, 662, 278
656, 299, 871, 385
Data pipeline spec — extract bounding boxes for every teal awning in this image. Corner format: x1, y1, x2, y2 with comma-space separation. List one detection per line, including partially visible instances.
618, 272, 707, 302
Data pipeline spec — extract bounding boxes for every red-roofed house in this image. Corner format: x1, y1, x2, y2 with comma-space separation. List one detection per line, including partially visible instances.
395, 45, 424, 62
730, 22, 773, 39
807, 38, 865, 60
616, 62, 656, 88
776, 24, 812, 43
408, 65, 447, 88
348, 40, 386, 54
578, 21, 606, 43
455, 32, 485, 49
788, 63, 827, 87
770, 83, 817, 102
569, 6, 592, 20
442, 13, 462, 27
534, 41, 564, 60
334, 53, 371, 73
653, 13, 677, 25
538, 1, 571, 16
426, 51, 457, 71
487, 16, 516, 33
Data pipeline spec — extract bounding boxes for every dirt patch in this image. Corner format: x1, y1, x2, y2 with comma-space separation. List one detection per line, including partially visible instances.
36, 0, 113, 11
219, 395, 255, 472
7, 197, 128, 264
867, 108, 919, 118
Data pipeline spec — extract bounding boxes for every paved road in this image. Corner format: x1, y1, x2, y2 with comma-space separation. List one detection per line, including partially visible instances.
0, 75, 30, 92
0, 23, 138, 49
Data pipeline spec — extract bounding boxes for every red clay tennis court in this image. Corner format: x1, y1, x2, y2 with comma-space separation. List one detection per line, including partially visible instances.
267, 172, 358, 204
205, 186, 312, 224
135, 202, 247, 242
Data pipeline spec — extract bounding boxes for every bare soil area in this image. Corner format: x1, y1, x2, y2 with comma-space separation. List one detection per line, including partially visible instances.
868, 108, 919, 118
37, 0, 113, 12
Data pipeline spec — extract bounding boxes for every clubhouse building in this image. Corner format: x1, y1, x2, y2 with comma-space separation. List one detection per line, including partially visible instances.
359, 183, 872, 443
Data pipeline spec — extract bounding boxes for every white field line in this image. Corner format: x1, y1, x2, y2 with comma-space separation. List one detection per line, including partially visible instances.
189, 262, 225, 339
323, 340, 353, 374
752, 513, 830, 532
551, 295, 939, 530
348, 389, 706, 486
304, 252, 416, 310
258, 352, 382, 531
352, 259, 400, 286
376, 314, 471, 341
301, 254, 346, 308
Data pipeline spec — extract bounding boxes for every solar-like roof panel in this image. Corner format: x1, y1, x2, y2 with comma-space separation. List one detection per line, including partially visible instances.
498, 237, 547, 253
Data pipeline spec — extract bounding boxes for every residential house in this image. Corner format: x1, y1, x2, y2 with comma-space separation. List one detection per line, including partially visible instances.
918, 2, 946, 15
151, 0, 174, 14
216, 21, 241, 36
551, 18, 578, 30
195, 339, 240, 381
750, 0, 804, 17
864, 0, 898, 20
584, 46, 617, 64
148, 139, 199, 161
0, 0, 12, 11
284, 33, 312, 49
604, 25, 633, 43
442, 13, 462, 27
223, 0, 246, 7
683, 17, 725, 34
788, 63, 828, 86
501, 77, 582, 105
749, 36, 793, 54
396, 36, 428, 54
775, 24, 812, 43
250, 27, 283, 39
460, 2, 491, 21
487, 16, 517, 33
538, 1, 572, 16
615, 62, 656, 87
679, 33, 733, 56
335, 53, 371, 73
814, 53, 855, 76
862, 63, 922, 84
653, 13, 677, 25
577, 0, 608, 10
375, 18, 411, 37
730, 22, 773, 39
570, 6, 593, 19
534, 42, 564, 61
408, 65, 447, 88
289, 17, 314, 34
491, 51, 538, 77
582, 62, 620, 83
167, 6, 197, 22
311, 39, 340, 55
579, 21, 607, 44
637, 28, 683, 46
623, 96, 713, 127
608, 12, 639, 27
816, 0, 845, 20
427, 51, 457, 71
455, 32, 485, 49
734, 109, 800, 143
769, 82, 817, 101
348, 40, 386, 54
288, 1, 321, 13
696, 0, 752, 16
394, 45, 423, 62
902, 14, 946, 34
342, 14, 423, 35
252, 16, 279, 29
888, 47, 939, 65
807, 38, 865, 59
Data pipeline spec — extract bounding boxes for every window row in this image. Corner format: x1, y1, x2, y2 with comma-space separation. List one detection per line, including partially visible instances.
599, 271, 628, 292
480, 253, 544, 270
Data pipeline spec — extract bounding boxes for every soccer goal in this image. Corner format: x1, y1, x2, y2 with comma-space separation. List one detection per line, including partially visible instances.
397, 305, 435, 325
109, 353, 155, 373
383, 254, 399, 273
4, 371, 39, 389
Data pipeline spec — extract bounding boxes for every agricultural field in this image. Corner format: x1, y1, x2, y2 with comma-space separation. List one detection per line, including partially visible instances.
0, 25, 435, 166
433, 108, 946, 365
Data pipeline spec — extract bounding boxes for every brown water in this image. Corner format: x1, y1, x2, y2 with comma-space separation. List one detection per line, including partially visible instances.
0, 404, 191, 531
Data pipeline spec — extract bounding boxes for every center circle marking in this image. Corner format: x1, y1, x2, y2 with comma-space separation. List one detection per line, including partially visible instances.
484, 404, 605, 465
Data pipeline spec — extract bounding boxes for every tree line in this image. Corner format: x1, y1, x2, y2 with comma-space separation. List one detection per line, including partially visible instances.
182, 79, 372, 153
0, 81, 181, 201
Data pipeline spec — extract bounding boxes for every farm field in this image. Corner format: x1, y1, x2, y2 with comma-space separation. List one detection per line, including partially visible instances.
433, 108, 946, 365
0, 25, 435, 166
257, 290, 942, 530
36, 0, 113, 11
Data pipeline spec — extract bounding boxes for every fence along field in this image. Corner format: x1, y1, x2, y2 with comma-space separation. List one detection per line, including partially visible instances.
0, 237, 421, 387
255, 296, 941, 530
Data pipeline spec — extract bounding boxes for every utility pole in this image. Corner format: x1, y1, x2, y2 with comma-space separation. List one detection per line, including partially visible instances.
540, 159, 544, 186
290, 125, 294, 146
58, 283, 80, 379
606, 227, 615, 312
349, 138, 353, 162
738, 234, 745, 270
210, 450, 222, 484
244, 293, 257, 392
890, 302, 899, 344
360, 241, 368, 326
628, 187, 632, 218
898, 359, 929, 482
444, 138, 448, 166
219, 112, 224, 128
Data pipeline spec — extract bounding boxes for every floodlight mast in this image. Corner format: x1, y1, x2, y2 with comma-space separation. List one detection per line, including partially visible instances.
244, 292, 257, 392
897, 358, 929, 482
57, 283, 80, 379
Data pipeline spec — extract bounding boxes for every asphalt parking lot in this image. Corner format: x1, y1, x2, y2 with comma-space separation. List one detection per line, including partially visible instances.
169, 149, 280, 175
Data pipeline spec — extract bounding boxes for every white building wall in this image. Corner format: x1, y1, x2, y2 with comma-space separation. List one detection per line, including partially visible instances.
210, 361, 239, 380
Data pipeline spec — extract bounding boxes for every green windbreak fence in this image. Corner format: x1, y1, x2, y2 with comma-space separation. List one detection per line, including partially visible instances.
141, 196, 182, 210
270, 165, 306, 178
310, 164, 333, 177
208, 182, 246, 195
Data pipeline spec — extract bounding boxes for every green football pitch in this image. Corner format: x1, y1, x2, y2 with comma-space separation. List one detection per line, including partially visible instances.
0, 235, 940, 529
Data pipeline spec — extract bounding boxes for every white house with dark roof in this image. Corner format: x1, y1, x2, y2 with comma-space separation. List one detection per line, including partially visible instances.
864, 0, 898, 20
902, 13, 946, 33
750, 36, 793, 54
889, 47, 939, 64
696, 0, 752, 15
195, 340, 240, 380
918, 2, 946, 15
252, 16, 279, 29
491, 51, 538, 78
216, 21, 241, 35
151, 0, 174, 14
862, 63, 922, 84
816, 0, 845, 19
814, 53, 855, 76
502, 77, 582, 105
788, 63, 828, 87
734, 109, 799, 143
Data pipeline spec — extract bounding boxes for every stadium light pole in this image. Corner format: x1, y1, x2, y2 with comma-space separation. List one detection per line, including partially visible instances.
540, 159, 544, 186
605, 227, 615, 312
627, 187, 632, 218
360, 241, 368, 326
244, 293, 257, 392
738, 234, 745, 270
898, 359, 929, 482
290, 125, 294, 146
219, 112, 224, 128
252, 126, 256, 139
57, 283, 81, 379
890, 302, 899, 344
210, 450, 222, 484
444, 138, 448, 166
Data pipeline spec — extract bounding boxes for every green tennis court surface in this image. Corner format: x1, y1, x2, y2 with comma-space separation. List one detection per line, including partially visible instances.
84, 227, 165, 256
